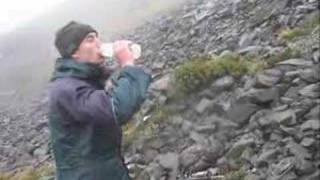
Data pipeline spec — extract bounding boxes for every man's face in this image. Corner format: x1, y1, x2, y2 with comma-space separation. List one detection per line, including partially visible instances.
72, 32, 104, 64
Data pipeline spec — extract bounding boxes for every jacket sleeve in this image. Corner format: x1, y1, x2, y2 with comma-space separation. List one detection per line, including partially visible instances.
57, 82, 116, 126
111, 66, 152, 125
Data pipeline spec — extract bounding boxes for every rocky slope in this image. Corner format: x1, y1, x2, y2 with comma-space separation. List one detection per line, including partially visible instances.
0, 0, 319, 179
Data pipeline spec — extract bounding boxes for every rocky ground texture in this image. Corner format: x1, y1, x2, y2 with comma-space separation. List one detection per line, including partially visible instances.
0, 0, 319, 179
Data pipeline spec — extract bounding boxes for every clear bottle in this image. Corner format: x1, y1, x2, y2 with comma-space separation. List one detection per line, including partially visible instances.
100, 42, 141, 66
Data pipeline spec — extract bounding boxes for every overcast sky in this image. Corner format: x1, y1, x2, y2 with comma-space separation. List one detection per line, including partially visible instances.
0, 0, 66, 34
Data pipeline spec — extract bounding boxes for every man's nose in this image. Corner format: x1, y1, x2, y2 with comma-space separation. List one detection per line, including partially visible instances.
96, 38, 102, 48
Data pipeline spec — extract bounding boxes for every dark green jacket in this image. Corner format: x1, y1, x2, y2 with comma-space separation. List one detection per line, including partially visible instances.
48, 58, 151, 180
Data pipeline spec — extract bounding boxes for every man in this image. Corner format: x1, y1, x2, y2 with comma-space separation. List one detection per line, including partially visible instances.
48, 21, 151, 180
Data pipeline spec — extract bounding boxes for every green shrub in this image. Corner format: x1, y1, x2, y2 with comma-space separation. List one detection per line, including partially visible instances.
279, 28, 306, 41
174, 54, 264, 93
279, 13, 320, 41
224, 169, 246, 180
265, 47, 302, 66
123, 105, 171, 149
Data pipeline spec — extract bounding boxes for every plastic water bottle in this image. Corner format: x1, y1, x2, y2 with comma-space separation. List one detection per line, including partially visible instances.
100, 42, 141, 65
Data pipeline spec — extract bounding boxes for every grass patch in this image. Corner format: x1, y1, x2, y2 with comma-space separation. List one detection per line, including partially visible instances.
173, 53, 265, 93
123, 105, 171, 149
279, 28, 306, 41
0, 164, 55, 180
279, 13, 320, 41
223, 168, 246, 180
264, 47, 302, 66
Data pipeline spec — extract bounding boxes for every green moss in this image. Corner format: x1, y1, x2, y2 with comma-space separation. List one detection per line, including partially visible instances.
174, 54, 264, 93
224, 169, 246, 180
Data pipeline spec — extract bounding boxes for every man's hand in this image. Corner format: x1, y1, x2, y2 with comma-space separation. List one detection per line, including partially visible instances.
113, 40, 135, 68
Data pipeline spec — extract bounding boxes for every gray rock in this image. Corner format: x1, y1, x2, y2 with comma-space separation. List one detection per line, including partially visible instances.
300, 171, 320, 180
126, 154, 145, 164
249, 0, 289, 27
171, 115, 184, 127
209, 103, 227, 117
245, 88, 279, 105
277, 58, 314, 67
205, 115, 238, 131
144, 149, 159, 164
269, 157, 295, 177
157, 153, 179, 170
32, 145, 48, 157
255, 69, 283, 88
304, 105, 320, 119
312, 50, 320, 63
257, 115, 274, 128
243, 75, 256, 90
157, 95, 167, 105
150, 74, 171, 92
286, 141, 312, 160
300, 137, 316, 148
299, 67, 320, 83
256, 148, 279, 167
296, 4, 317, 13
179, 142, 223, 173
195, 98, 214, 114
145, 137, 167, 150
211, 75, 234, 91
152, 61, 166, 70
301, 119, 320, 131
195, 124, 216, 134
227, 98, 260, 127
145, 162, 164, 180
271, 109, 297, 126
190, 169, 218, 179
219, 50, 235, 58
226, 135, 255, 160
181, 120, 193, 135
237, 46, 264, 56
238, 32, 256, 48
280, 126, 299, 137
127, 163, 143, 179
179, 145, 206, 172
189, 131, 207, 145
277, 171, 298, 180
284, 70, 301, 80
298, 83, 320, 98
156, 153, 179, 180
295, 157, 316, 175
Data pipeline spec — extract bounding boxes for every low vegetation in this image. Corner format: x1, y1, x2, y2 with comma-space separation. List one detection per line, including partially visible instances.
123, 105, 171, 149
264, 47, 302, 67
0, 164, 55, 180
279, 13, 320, 41
174, 52, 265, 93
224, 168, 246, 180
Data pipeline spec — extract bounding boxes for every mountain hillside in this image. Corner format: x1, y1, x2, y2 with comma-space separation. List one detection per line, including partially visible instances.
0, 0, 184, 110
0, 0, 319, 179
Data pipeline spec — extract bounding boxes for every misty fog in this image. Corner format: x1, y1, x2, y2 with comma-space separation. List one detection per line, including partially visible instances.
0, 0, 184, 110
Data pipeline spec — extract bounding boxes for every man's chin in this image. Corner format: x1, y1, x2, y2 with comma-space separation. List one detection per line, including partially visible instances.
96, 57, 106, 65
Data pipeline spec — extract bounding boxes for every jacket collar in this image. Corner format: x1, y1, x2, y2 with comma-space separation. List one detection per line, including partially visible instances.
51, 58, 104, 81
